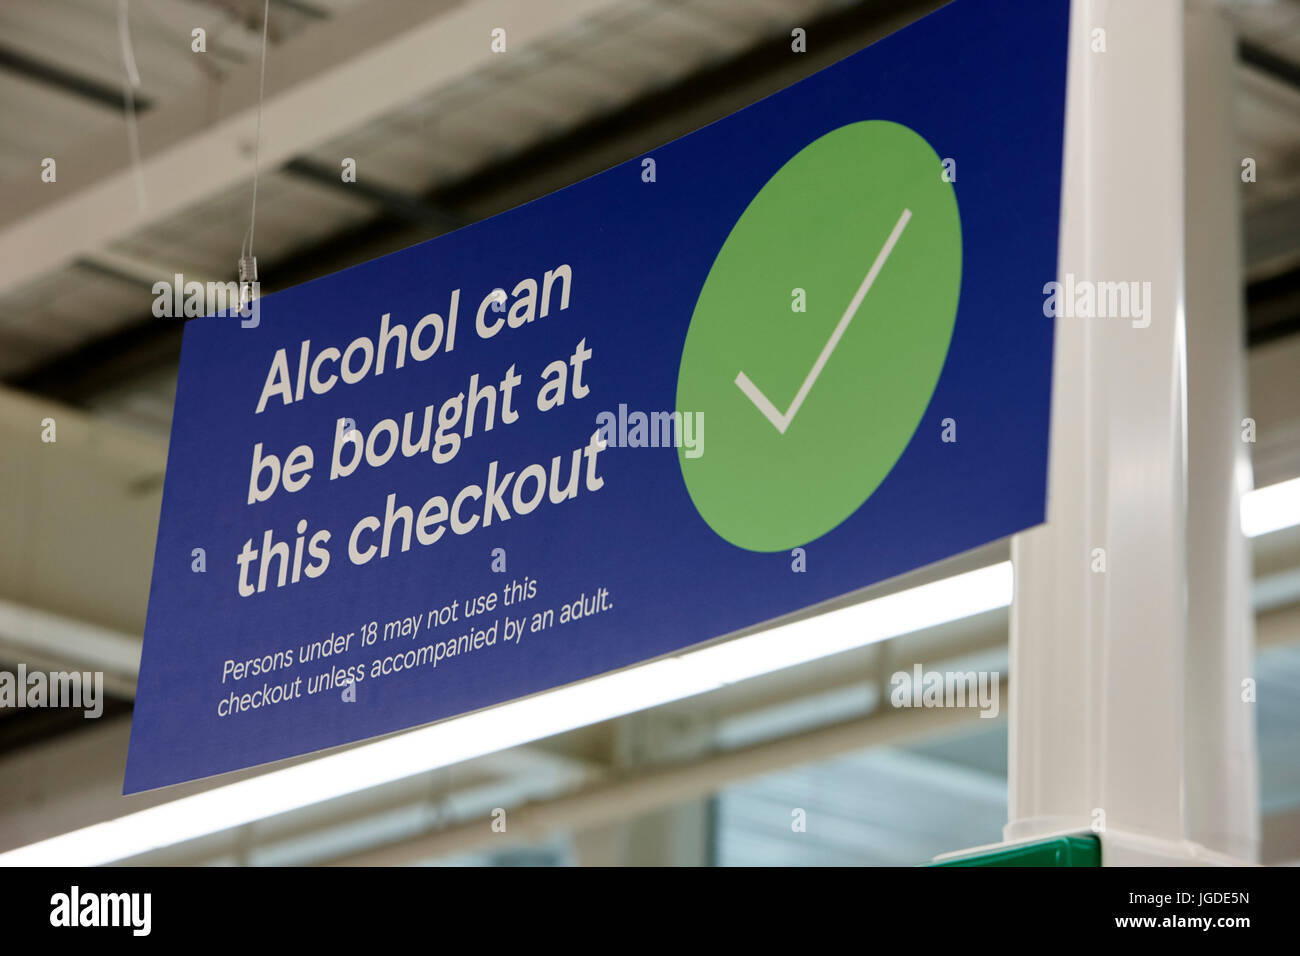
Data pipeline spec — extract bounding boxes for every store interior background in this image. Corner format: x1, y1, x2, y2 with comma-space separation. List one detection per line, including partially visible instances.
0, 0, 1298, 865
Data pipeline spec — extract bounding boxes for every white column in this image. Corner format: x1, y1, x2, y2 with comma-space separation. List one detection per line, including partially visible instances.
1007, 0, 1191, 850
1183, 0, 1259, 863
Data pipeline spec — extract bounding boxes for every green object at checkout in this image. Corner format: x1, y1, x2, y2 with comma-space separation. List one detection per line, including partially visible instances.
931, 834, 1102, 867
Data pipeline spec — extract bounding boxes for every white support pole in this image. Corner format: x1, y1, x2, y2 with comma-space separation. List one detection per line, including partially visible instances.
1004, 0, 1259, 866
1007, 0, 1194, 855
1183, 0, 1259, 863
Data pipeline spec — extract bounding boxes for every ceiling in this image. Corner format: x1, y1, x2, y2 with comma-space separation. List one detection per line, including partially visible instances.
0, 0, 862, 388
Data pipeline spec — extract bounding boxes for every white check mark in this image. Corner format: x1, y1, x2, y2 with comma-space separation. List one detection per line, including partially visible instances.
735, 208, 912, 434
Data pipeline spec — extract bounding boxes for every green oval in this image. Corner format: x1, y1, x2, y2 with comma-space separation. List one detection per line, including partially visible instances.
676, 120, 962, 552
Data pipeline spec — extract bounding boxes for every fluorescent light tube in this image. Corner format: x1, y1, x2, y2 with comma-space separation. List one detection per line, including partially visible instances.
0, 564, 1012, 866
1242, 476, 1300, 538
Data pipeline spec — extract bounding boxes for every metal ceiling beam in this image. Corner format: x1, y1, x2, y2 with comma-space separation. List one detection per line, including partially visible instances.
1247, 262, 1300, 347
281, 158, 465, 231
190, 0, 332, 25
0, 44, 153, 111
1241, 39, 1300, 94
0, 0, 624, 301
272, 0, 329, 18
0, 32, 459, 260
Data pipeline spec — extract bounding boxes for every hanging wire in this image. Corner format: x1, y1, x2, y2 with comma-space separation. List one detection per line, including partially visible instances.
240, 0, 272, 311
116, 0, 147, 212
246, 0, 271, 260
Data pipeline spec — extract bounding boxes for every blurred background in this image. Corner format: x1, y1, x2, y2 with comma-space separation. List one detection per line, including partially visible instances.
0, 0, 1297, 866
